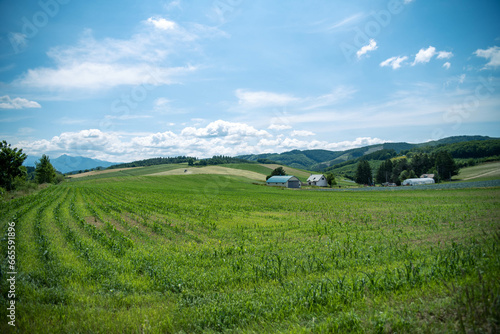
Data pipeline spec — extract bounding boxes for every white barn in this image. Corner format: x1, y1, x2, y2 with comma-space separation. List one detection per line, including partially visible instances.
402, 178, 435, 186
307, 174, 328, 187
266, 175, 301, 188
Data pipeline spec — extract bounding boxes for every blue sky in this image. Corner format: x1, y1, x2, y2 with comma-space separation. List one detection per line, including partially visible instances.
1, 0, 499, 162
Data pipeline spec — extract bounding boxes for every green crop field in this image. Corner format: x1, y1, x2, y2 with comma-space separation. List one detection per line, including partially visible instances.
1, 170, 499, 333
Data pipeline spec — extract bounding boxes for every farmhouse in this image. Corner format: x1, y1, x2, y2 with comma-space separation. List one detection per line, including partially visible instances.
307, 174, 328, 187
402, 177, 435, 186
266, 175, 301, 188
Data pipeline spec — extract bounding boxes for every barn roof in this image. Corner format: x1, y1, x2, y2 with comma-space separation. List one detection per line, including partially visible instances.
307, 174, 324, 182
267, 175, 297, 183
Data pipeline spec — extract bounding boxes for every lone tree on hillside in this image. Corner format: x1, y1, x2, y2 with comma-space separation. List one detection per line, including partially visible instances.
0, 141, 27, 191
35, 155, 57, 184
355, 160, 372, 185
266, 166, 286, 180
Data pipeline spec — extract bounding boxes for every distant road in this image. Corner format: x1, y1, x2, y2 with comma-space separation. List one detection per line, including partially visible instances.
311, 180, 500, 192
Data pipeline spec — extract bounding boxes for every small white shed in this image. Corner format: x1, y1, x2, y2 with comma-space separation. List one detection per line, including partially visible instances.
307, 174, 328, 187
402, 178, 435, 186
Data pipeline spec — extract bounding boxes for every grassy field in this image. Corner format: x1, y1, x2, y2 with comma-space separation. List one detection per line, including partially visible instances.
1, 169, 499, 333
453, 161, 500, 182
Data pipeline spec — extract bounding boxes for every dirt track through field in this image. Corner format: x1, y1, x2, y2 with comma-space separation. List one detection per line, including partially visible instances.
67, 167, 143, 178
147, 166, 266, 181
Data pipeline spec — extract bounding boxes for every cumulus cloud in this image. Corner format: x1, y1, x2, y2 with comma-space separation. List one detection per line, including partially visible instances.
437, 51, 453, 59
0, 95, 41, 109
147, 17, 177, 30
357, 39, 377, 58
17, 129, 127, 161
475, 46, 500, 68
442, 62, 451, 69
413, 46, 453, 65
381, 46, 453, 69
380, 56, 408, 69
180, 120, 270, 138
17, 120, 389, 161
413, 46, 436, 65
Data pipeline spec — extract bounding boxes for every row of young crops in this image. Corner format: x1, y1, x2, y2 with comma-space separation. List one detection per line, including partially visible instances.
1, 174, 499, 333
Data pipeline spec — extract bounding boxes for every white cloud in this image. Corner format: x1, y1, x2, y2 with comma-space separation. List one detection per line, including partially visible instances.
404, 0, 414, 4
235, 89, 300, 108
291, 130, 315, 137
413, 46, 453, 65
443, 62, 451, 69
12, 18, 224, 91
180, 120, 270, 138
357, 39, 377, 58
17, 121, 391, 162
147, 17, 177, 30
437, 51, 453, 59
475, 46, 500, 68
413, 46, 436, 65
17, 63, 196, 90
0, 95, 41, 109
268, 124, 292, 130
380, 56, 408, 69
17, 129, 127, 160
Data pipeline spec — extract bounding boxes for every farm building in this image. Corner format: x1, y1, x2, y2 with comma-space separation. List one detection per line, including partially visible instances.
307, 174, 328, 187
266, 175, 301, 188
402, 177, 435, 186
420, 173, 435, 179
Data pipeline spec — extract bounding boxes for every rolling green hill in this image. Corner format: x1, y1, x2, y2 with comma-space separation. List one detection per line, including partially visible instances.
238, 136, 498, 171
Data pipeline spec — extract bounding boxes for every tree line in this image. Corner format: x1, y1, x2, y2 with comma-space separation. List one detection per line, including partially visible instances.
0, 141, 62, 194
355, 151, 459, 185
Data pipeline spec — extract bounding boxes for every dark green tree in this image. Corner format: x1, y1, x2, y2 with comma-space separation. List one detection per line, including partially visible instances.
434, 151, 459, 181
355, 160, 372, 185
410, 153, 433, 176
266, 166, 286, 180
35, 155, 57, 184
0, 141, 28, 191
376, 159, 393, 184
391, 158, 409, 185
326, 173, 336, 187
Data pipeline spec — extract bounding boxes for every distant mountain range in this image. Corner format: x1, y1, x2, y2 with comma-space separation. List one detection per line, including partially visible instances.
238, 135, 498, 171
24, 154, 117, 174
